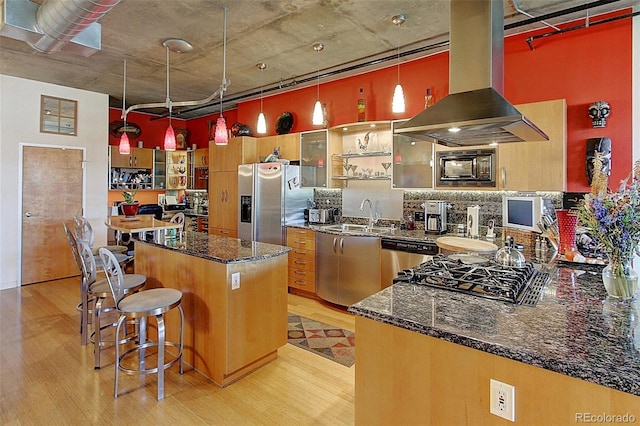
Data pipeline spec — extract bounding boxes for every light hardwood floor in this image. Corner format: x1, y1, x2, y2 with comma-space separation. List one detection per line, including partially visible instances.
0, 277, 355, 425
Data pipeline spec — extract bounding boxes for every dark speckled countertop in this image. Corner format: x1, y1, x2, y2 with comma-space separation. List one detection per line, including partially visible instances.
137, 231, 290, 264
349, 261, 640, 397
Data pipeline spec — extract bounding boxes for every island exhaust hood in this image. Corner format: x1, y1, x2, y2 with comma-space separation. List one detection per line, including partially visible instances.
395, 0, 548, 146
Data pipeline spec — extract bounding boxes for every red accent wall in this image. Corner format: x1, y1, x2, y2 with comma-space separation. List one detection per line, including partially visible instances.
111, 10, 632, 193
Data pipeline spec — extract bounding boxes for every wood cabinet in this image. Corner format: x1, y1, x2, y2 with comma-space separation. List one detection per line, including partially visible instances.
258, 133, 300, 161
209, 171, 238, 234
193, 148, 209, 168
135, 242, 288, 387
355, 315, 640, 425
209, 137, 258, 236
210, 136, 258, 172
110, 146, 153, 169
498, 99, 567, 191
286, 227, 316, 295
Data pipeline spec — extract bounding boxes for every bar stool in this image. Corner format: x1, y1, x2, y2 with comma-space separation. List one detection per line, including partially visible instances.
63, 223, 92, 346
77, 239, 146, 369
73, 215, 128, 256
99, 248, 184, 400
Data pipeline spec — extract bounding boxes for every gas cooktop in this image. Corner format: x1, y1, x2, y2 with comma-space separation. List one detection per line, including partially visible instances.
394, 255, 549, 306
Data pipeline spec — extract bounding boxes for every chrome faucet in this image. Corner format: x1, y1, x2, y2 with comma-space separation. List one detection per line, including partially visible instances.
360, 198, 378, 229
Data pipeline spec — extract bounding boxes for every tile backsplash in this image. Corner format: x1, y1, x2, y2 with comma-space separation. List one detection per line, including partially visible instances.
313, 188, 562, 236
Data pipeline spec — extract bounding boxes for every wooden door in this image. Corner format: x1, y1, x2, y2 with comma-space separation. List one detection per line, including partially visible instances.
22, 146, 84, 284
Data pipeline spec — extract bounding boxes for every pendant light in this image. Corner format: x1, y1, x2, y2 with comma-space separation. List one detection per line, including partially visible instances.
312, 42, 324, 126
391, 14, 406, 114
214, 7, 229, 145
256, 62, 267, 134
118, 59, 131, 154
160, 38, 192, 151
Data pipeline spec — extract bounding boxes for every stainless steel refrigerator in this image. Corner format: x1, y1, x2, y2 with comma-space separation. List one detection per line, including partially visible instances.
238, 163, 312, 245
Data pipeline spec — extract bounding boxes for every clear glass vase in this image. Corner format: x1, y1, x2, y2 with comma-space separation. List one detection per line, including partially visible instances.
602, 258, 639, 299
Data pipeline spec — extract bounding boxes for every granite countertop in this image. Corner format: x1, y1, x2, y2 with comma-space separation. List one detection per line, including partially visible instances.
349, 261, 640, 397
137, 231, 290, 264
291, 223, 499, 245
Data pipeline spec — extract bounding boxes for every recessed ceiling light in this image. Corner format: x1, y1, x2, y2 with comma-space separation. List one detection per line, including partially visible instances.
448, 126, 461, 133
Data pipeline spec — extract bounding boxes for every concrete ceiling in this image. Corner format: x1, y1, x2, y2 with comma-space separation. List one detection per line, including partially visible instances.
0, 0, 637, 119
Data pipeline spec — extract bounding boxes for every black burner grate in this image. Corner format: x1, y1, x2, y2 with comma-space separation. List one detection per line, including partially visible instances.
396, 255, 549, 305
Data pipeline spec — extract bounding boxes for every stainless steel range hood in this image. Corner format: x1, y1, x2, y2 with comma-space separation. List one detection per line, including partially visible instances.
395, 0, 548, 146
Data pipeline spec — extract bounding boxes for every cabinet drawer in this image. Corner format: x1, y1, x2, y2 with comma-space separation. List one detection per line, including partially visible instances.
288, 253, 315, 272
289, 247, 315, 262
287, 227, 315, 240
210, 227, 238, 238
287, 236, 316, 250
288, 269, 315, 291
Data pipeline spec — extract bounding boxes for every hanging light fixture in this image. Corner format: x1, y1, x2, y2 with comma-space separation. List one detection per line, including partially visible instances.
118, 59, 131, 155
124, 6, 230, 147
256, 62, 267, 134
312, 42, 324, 126
391, 14, 406, 114
160, 38, 192, 151
214, 7, 230, 145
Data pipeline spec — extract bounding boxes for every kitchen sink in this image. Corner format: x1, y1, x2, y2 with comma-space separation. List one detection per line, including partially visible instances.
321, 223, 392, 235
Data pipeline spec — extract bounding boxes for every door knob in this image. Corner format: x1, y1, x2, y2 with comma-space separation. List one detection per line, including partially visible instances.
25, 211, 32, 217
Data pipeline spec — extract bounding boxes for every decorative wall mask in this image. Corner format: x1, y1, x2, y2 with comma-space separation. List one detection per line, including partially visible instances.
588, 100, 610, 128
109, 120, 142, 139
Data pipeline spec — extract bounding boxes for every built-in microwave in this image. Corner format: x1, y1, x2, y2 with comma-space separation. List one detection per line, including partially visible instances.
436, 148, 496, 187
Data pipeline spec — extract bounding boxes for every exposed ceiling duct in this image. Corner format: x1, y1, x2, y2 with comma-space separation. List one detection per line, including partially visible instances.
396, 0, 548, 147
0, 0, 121, 57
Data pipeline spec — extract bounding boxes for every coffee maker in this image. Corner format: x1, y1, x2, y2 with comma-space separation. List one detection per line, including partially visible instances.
424, 201, 447, 235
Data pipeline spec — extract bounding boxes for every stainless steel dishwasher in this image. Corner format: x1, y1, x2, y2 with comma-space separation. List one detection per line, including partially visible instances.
380, 238, 438, 287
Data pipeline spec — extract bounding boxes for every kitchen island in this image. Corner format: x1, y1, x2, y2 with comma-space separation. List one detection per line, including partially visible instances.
134, 232, 289, 387
349, 261, 640, 425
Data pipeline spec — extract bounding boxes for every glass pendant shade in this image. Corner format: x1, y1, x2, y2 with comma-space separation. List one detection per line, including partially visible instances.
164, 125, 177, 151
118, 132, 131, 154
312, 100, 323, 125
214, 116, 228, 145
257, 112, 267, 134
392, 84, 405, 113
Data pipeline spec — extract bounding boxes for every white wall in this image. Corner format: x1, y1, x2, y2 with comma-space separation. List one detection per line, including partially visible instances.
0, 74, 109, 290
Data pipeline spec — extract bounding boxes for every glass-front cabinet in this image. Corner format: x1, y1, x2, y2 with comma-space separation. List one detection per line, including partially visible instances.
153, 149, 166, 189
166, 151, 189, 190
300, 130, 330, 188
391, 120, 434, 189
329, 121, 392, 188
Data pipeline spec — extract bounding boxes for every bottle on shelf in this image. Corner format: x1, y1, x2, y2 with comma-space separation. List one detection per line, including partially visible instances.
424, 88, 433, 109
322, 103, 328, 129
357, 88, 366, 122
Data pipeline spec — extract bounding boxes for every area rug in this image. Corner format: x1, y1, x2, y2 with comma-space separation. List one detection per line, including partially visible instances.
287, 313, 355, 367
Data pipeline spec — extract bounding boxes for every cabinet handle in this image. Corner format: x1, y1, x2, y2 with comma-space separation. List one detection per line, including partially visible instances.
294, 260, 307, 265
332, 237, 337, 254
295, 240, 306, 245
339, 237, 344, 254
134, 156, 137, 167
294, 280, 307, 286
221, 190, 224, 202
129, 156, 132, 167
294, 270, 307, 275
501, 167, 507, 188
294, 250, 307, 255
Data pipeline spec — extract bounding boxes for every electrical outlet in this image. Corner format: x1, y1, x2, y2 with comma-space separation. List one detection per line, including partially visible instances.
490, 379, 515, 422
231, 272, 240, 290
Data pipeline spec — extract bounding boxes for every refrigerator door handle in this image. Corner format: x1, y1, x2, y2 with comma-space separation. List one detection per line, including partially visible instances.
339, 237, 344, 254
